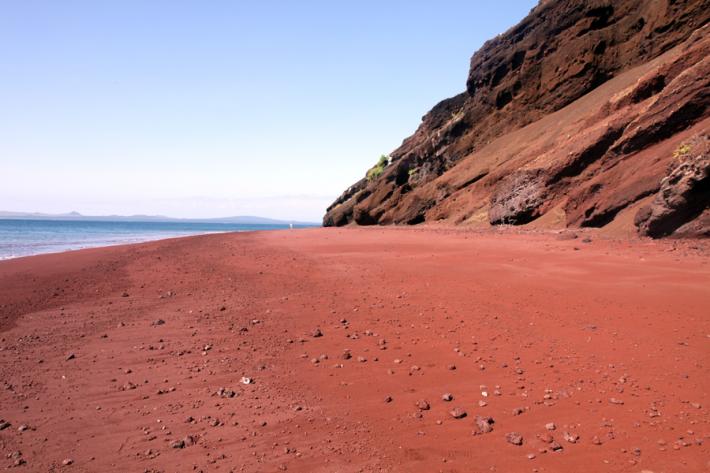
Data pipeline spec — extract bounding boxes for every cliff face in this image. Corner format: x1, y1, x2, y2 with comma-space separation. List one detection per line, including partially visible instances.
324, 0, 710, 237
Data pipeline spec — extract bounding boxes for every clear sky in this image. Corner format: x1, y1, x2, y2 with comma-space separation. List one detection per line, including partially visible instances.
1, 1, 537, 222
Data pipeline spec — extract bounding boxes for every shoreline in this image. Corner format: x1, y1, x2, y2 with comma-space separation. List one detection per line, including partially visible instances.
2, 220, 708, 263
0, 230, 236, 262
0, 225, 313, 262
0, 227, 708, 472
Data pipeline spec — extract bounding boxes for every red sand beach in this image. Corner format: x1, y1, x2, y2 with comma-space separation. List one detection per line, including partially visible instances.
0, 228, 708, 472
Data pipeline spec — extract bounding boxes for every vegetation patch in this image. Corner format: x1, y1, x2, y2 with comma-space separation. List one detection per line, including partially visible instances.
367, 155, 389, 181
673, 142, 691, 158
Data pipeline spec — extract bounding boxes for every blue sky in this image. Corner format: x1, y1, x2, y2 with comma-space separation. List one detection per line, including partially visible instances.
1, 1, 537, 221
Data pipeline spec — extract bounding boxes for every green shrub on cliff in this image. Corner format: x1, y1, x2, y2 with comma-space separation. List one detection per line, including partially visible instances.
366, 154, 389, 181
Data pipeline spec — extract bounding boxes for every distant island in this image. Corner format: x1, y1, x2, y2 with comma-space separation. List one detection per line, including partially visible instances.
0, 210, 318, 226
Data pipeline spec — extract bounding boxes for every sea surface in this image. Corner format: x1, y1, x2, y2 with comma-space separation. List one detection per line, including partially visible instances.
0, 219, 310, 260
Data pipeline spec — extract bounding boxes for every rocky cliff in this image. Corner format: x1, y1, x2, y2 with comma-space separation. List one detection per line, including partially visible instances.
324, 0, 710, 237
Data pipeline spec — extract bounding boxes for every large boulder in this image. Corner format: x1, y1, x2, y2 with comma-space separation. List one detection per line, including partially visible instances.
635, 134, 710, 237
489, 170, 547, 225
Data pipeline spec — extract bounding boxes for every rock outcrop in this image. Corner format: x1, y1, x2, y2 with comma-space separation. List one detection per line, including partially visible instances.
635, 134, 709, 237
488, 170, 547, 225
324, 0, 710, 238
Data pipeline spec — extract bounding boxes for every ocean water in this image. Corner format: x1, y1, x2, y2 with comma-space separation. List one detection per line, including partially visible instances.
0, 219, 309, 260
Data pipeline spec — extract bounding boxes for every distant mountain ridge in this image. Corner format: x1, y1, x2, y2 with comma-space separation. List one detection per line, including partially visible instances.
0, 211, 318, 226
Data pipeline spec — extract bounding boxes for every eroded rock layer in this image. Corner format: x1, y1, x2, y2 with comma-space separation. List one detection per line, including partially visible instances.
324, 0, 710, 237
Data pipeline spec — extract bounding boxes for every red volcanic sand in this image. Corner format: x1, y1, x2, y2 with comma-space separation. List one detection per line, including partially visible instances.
0, 228, 708, 472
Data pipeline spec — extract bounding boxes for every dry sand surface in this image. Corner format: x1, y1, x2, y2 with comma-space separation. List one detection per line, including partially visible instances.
0, 227, 708, 472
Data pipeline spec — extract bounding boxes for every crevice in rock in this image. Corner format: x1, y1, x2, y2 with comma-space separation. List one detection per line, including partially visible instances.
548, 125, 626, 183
581, 188, 656, 227
618, 96, 709, 155
456, 170, 490, 191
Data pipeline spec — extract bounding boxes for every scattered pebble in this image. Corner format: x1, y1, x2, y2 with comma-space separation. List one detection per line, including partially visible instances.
171, 435, 197, 449
216, 387, 237, 398
416, 399, 430, 411
506, 432, 523, 446
449, 407, 467, 419
171, 439, 186, 449
473, 416, 494, 435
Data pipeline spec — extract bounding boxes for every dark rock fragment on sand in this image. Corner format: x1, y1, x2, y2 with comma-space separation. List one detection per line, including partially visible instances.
416, 399, 430, 411
506, 432, 524, 445
473, 416, 494, 435
449, 407, 467, 419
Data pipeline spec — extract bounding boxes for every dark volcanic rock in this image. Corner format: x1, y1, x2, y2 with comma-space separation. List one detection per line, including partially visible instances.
449, 407, 467, 419
635, 133, 710, 237
506, 432, 524, 446
416, 399, 431, 411
473, 415, 495, 435
489, 169, 547, 225
323, 0, 710, 238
